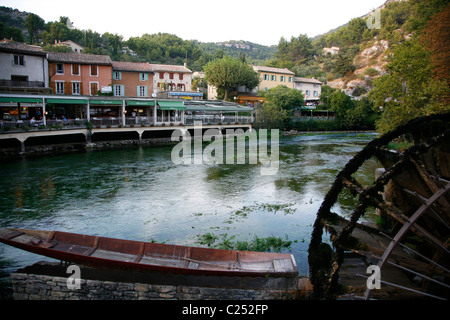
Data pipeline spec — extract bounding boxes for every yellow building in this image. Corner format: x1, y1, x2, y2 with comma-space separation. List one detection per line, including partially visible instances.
252, 65, 295, 92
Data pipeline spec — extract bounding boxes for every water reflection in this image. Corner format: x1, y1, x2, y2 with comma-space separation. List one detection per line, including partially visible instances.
0, 132, 378, 279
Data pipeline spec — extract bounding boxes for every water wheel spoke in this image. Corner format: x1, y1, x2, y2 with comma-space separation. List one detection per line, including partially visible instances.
308, 114, 450, 299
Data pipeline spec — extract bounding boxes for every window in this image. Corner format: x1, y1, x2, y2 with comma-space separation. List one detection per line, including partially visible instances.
137, 86, 147, 97
314, 91, 318, 97
56, 63, 64, 74
113, 71, 121, 80
11, 75, 28, 82
55, 81, 65, 94
305, 90, 310, 96
72, 82, 81, 95
90, 65, 98, 76
280, 76, 286, 82
169, 73, 174, 80
271, 75, 276, 81
13, 55, 24, 66
114, 84, 124, 96
159, 72, 164, 79
139, 73, 148, 81
72, 64, 80, 75
288, 77, 293, 83
90, 82, 99, 95
263, 74, 269, 81
179, 74, 183, 80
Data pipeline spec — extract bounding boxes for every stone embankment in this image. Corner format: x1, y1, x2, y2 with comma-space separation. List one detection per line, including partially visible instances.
10, 262, 312, 300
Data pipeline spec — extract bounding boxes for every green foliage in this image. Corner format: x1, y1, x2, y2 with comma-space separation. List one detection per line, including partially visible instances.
127, 33, 200, 65
204, 55, 260, 100
261, 85, 304, 112
197, 40, 277, 66
196, 233, 292, 253
325, 90, 378, 130
275, 34, 315, 68
255, 101, 288, 130
369, 36, 450, 134
42, 44, 72, 53
255, 85, 304, 129
25, 13, 44, 44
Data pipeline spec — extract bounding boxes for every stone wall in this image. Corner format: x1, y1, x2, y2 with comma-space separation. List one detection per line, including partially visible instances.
9, 262, 312, 300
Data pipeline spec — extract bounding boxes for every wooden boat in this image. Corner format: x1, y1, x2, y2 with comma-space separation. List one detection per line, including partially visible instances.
0, 228, 298, 277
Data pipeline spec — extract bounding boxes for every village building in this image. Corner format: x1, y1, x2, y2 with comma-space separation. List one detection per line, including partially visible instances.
151, 63, 193, 97
53, 40, 84, 53
322, 46, 340, 55
252, 65, 295, 92
293, 77, 322, 105
112, 61, 154, 98
48, 52, 113, 96
0, 42, 50, 94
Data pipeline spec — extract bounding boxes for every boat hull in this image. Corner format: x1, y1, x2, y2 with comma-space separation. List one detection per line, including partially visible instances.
0, 228, 298, 278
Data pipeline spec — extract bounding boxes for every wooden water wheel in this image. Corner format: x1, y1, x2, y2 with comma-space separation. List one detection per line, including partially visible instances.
308, 113, 450, 300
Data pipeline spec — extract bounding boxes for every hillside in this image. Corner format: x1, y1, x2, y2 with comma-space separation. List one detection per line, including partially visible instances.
0, 6, 31, 41
197, 40, 277, 65
312, 0, 418, 97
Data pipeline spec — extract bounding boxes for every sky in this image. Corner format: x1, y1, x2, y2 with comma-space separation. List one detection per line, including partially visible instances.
1, 0, 387, 46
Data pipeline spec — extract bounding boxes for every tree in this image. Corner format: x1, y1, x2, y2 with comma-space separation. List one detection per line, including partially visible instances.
369, 36, 450, 133
328, 90, 354, 128
25, 13, 44, 44
255, 102, 288, 130
262, 85, 304, 113
41, 20, 69, 45
204, 56, 260, 101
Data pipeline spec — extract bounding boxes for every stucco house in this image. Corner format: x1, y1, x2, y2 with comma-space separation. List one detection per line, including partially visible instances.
293, 77, 323, 104
151, 63, 192, 95
112, 61, 154, 97
252, 65, 295, 92
47, 52, 112, 96
0, 41, 49, 92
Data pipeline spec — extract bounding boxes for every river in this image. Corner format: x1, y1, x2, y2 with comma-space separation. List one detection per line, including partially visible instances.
0, 132, 379, 294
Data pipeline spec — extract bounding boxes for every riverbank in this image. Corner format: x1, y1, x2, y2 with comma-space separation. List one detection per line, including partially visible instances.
0, 126, 378, 162
0, 123, 252, 162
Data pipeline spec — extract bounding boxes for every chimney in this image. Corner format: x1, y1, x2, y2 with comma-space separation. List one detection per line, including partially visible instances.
184, 62, 187, 68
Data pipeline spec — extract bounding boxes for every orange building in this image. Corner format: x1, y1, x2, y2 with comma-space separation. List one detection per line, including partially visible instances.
111, 61, 154, 97
48, 52, 112, 96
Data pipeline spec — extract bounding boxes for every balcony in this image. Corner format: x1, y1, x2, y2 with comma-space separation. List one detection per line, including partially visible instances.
0, 80, 51, 94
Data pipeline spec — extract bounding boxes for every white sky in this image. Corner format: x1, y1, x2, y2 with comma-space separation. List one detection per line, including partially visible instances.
1, 0, 386, 46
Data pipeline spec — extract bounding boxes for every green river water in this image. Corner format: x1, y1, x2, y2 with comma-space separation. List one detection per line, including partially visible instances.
0, 132, 379, 293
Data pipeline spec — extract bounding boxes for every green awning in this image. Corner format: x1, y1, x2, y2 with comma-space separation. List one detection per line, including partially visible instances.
90, 100, 123, 106
0, 97, 42, 104
157, 100, 186, 110
46, 98, 88, 105
127, 100, 156, 106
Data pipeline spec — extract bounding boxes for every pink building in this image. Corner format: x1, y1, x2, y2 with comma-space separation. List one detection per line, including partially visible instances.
48, 52, 112, 96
